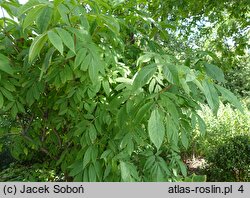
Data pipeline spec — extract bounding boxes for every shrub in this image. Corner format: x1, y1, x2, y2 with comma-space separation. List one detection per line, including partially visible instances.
207, 135, 250, 181
192, 103, 250, 157
185, 103, 250, 181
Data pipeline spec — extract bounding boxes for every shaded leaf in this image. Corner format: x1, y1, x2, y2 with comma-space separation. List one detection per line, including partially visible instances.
39, 47, 56, 81
0, 54, 14, 75
134, 101, 154, 123
0, 87, 14, 101
0, 92, 4, 108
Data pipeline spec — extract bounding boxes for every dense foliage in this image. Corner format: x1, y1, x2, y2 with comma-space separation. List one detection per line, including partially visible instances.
189, 103, 250, 157
208, 135, 250, 181
0, 162, 63, 181
184, 103, 250, 181
0, 0, 248, 181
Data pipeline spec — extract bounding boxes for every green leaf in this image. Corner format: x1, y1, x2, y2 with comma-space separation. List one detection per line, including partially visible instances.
165, 114, 178, 145
202, 80, 219, 115
120, 161, 139, 182
89, 124, 97, 143
39, 47, 56, 81
57, 3, 70, 24
47, 30, 64, 55
192, 174, 207, 182
83, 147, 92, 169
23, 4, 46, 29
162, 65, 174, 84
10, 103, 18, 118
163, 63, 179, 84
56, 28, 75, 53
181, 130, 188, 149
196, 114, 206, 136
133, 64, 157, 90
99, 14, 120, 34
102, 80, 110, 96
0, 87, 14, 101
2, 81, 16, 92
134, 101, 154, 123
0, 53, 14, 75
0, 92, 4, 108
148, 108, 165, 150
88, 164, 97, 182
136, 53, 154, 66
69, 161, 83, 177
18, 0, 43, 14
36, 6, 53, 33
74, 48, 88, 69
215, 85, 244, 113
29, 33, 48, 63
177, 160, 187, 177
158, 157, 171, 175
159, 95, 179, 126
93, 161, 102, 181
100, 149, 112, 160
88, 58, 99, 83
26, 88, 35, 106
80, 53, 91, 71
16, 101, 25, 113
80, 14, 90, 31
204, 63, 225, 83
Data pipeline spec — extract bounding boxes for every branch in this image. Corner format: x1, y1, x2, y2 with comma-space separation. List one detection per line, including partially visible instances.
22, 134, 57, 160
21, 114, 34, 136
20, 114, 57, 160
52, 127, 62, 148
159, 85, 172, 94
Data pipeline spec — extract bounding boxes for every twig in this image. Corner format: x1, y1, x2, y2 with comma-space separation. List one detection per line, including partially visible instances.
20, 114, 57, 160
52, 127, 62, 148
159, 85, 172, 94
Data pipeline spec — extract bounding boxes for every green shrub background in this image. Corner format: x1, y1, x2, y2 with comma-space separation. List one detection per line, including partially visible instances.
187, 102, 250, 181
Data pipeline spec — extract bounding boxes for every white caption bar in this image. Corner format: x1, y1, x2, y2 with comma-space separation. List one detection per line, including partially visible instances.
0, 182, 248, 198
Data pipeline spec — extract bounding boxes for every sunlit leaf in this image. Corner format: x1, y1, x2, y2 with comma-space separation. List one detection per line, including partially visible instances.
133, 64, 157, 90
204, 63, 225, 83
56, 28, 75, 53
202, 80, 219, 115
23, 4, 46, 29
47, 30, 64, 55
148, 108, 165, 150
216, 84, 244, 113
29, 33, 48, 62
